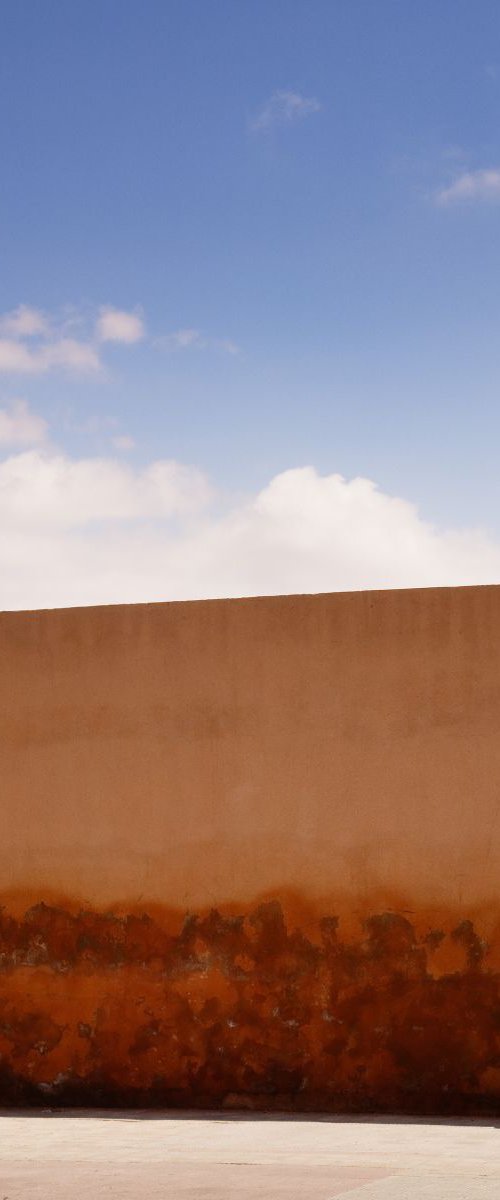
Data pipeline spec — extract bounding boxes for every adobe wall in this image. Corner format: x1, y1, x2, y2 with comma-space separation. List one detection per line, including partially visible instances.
1, 585, 500, 1113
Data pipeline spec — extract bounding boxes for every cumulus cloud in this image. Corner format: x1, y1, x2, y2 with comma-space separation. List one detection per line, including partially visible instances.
249, 90, 321, 133
0, 451, 210, 532
0, 444, 499, 611
96, 307, 145, 344
436, 168, 500, 205
0, 399, 48, 446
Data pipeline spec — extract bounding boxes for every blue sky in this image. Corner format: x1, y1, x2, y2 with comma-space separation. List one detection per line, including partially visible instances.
2, 1, 500, 608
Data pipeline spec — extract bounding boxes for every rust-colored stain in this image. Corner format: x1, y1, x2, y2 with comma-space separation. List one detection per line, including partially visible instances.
3, 588, 500, 1114
1, 894, 500, 1114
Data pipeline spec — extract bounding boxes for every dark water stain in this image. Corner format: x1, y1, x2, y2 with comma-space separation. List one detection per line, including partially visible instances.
0, 897, 499, 1114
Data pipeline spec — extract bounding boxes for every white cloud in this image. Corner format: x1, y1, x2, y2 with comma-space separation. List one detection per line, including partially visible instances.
0, 303, 101, 376
1, 449, 500, 611
0, 341, 41, 373
0, 302, 147, 376
42, 339, 101, 372
0, 336, 100, 375
161, 328, 203, 351
97, 307, 145, 344
214, 338, 240, 355
0, 306, 49, 338
158, 329, 240, 354
436, 168, 500, 205
0, 450, 210, 532
0, 302, 233, 375
249, 90, 321, 133
0, 399, 48, 446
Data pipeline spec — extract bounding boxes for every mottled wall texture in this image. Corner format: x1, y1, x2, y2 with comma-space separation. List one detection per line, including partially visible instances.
1, 586, 500, 1114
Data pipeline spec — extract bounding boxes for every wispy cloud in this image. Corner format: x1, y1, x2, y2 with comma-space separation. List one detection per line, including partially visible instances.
112, 434, 135, 452
96, 307, 145, 344
0, 337, 100, 375
249, 90, 321, 133
0, 398, 48, 446
0, 305, 50, 339
161, 328, 203, 351
0, 304, 101, 376
436, 168, 500, 205
67, 413, 135, 454
0, 303, 237, 376
215, 337, 239, 355
157, 329, 240, 354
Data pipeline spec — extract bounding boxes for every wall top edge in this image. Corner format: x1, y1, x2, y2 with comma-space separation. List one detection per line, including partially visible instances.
1, 581, 500, 620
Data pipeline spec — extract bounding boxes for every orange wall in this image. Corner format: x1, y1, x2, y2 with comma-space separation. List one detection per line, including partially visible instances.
1, 586, 500, 1112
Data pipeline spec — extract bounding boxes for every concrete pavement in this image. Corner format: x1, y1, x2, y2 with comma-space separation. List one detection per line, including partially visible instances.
0, 1110, 499, 1198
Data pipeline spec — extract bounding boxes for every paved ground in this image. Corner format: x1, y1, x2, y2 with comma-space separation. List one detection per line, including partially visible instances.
0, 1110, 499, 1198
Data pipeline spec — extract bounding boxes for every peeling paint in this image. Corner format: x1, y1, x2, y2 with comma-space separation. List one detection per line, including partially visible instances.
0, 896, 499, 1113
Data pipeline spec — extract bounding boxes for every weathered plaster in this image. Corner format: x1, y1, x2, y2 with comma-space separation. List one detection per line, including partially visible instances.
1, 586, 500, 1111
